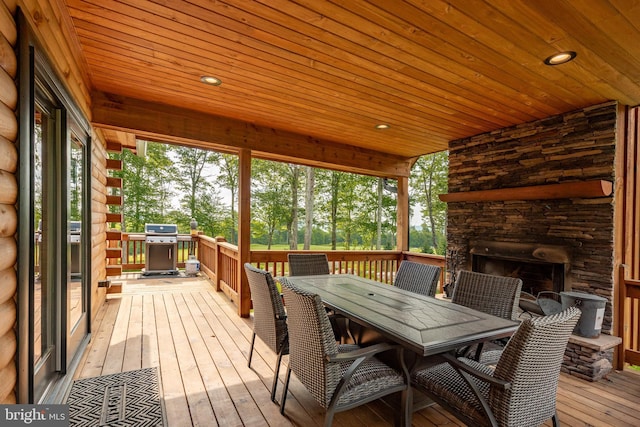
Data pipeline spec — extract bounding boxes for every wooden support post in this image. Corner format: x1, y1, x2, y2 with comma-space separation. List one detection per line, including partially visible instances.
396, 176, 409, 252
237, 149, 252, 317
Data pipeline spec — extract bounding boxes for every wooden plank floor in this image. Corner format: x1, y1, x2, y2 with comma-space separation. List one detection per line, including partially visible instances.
76, 275, 640, 427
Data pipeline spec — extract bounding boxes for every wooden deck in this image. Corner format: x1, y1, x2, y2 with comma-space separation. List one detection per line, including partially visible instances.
76, 275, 640, 427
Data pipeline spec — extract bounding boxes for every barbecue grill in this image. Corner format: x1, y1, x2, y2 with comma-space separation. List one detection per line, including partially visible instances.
143, 223, 179, 276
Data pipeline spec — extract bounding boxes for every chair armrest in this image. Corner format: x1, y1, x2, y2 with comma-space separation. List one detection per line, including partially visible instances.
441, 353, 510, 390
326, 342, 400, 363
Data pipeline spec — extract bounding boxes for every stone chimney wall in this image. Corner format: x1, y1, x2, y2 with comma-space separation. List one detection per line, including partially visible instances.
446, 102, 618, 332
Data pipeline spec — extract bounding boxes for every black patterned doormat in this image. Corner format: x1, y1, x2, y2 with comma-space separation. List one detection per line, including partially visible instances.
67, 367, 166, 426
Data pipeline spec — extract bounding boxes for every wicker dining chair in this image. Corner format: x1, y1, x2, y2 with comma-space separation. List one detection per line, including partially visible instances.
394, 260, 441, 297
279, 281, 410, 427
411, 307, 581, 427
452, 270, 523, 362
287, 253, 331, 276
244, 263, 289, 403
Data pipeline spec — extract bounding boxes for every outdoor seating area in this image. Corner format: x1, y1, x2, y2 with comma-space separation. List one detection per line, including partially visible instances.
4, 0, 640, 419
76, 273, 640, 427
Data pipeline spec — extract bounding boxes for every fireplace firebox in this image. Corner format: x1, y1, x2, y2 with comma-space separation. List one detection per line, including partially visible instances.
469, 241, 570, 296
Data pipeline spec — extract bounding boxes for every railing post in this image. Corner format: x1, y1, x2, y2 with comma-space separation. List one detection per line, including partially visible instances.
237, 148, 252, 317
616, 264, 628, 370
214, 236, 225, 291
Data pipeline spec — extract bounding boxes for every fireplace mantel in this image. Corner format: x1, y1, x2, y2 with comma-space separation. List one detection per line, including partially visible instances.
439, 180, 612, 203
469, 240, 571, 265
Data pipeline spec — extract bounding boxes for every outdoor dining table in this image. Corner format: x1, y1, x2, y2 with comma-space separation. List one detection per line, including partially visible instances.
279, 273, 519, 360
278, 273, 520, 424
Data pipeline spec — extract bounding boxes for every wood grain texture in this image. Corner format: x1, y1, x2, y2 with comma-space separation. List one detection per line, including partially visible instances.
0, 236, 15, 271
440, 180, 613, 202
0, 204, 16, 237
91, 92, 413, 178
0, 135, 16, 173
0, 1, 15, 46
0, 330, 15, 370
0, 267, 16, 304
0, 170, 16, 204
0, 33, 15, 78
0, 67, 16, 110
0, 361, 15, 403
49, 0, 640, 163
0, 99, 16, 141
0, 298, 15, 336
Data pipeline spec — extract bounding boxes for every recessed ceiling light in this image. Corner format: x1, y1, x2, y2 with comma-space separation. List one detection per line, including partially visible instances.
544, 51, 577, 66
200, 75, 222, 86
375, 124, 390, 129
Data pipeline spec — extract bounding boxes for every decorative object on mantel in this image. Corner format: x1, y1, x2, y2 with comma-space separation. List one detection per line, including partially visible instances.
439, 179, 613, 203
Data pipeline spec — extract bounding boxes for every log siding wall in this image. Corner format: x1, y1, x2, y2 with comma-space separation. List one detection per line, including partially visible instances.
0, 0, 17, 404
446, 102, 617, 333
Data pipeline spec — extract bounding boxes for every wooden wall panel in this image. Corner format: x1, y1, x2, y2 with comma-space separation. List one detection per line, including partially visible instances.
90, 129, 108, 320
617, 107, 640, 368
0, 0, 16, 404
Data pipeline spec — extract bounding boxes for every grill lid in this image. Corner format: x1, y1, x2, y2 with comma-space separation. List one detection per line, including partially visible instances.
144, 223, 178, 235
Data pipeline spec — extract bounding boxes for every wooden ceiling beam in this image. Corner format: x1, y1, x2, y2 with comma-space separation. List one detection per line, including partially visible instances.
91, 91, 413, 178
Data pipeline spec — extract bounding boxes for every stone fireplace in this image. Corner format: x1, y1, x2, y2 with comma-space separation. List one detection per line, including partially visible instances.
444, 102, 618, 333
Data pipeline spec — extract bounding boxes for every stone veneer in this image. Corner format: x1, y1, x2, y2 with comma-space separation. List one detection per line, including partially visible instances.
446, 101, 617, 333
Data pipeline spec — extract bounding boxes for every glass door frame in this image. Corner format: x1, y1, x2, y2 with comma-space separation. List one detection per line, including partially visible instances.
17, 11, 92, 404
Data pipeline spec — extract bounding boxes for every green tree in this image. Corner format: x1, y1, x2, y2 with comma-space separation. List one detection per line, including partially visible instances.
214, 154, 239, 243
118, 142, 173, 232
285, 164, 302, 249
171, 146, 218, 219
303, 166, 315, 249
251, 159, 291, 249
410, 152, 448, 254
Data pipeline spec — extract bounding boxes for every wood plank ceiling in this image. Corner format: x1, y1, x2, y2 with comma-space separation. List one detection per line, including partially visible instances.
62, 0, 640, 172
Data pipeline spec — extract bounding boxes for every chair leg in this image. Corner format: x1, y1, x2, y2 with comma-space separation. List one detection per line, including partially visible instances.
398, 388, 411, 427
552, 411, 560, 427
324, 410, 335, 427
271, 350, 284, 403
248, 332, 256, 367
280, 367, 292, 415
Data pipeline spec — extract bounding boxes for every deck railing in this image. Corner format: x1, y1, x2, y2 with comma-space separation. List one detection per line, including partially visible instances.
119, 233, 447, 314
618, 264, 640, 367
195, 236, 446, 308
250, 250, 446, 288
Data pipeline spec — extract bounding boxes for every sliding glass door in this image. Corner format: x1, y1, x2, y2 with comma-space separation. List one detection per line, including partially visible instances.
32, 93, 58, 401
20, 34, 92, 403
